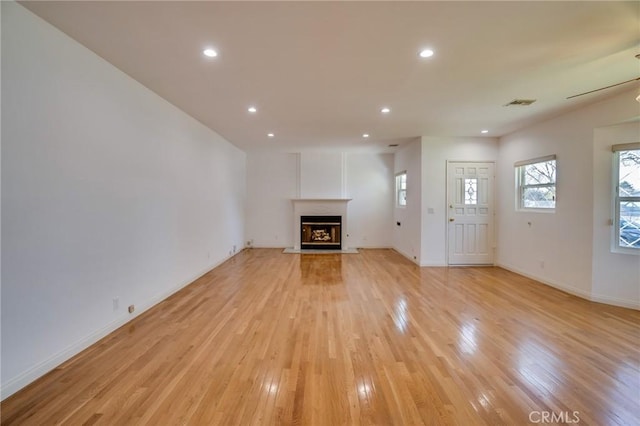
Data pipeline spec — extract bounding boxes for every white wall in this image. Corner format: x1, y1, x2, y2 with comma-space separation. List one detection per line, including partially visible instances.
345, 153, 393, 248
1, 2, 246, 398
245, 151, 393, 248
592, 121, 640, 308
300, 152, 345, 198
245, 152, 298, 247
420, 137, 498, 266
393, 140, 422, 263
497, 89, 639, 307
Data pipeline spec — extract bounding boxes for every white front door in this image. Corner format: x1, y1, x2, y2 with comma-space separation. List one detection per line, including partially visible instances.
447, 162, 495, 265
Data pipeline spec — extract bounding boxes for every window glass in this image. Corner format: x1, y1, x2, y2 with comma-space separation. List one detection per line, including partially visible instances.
396, 172, 407, 207
516, 159, 556, 210
464, 178, 477, 205
616, 149, 640, 250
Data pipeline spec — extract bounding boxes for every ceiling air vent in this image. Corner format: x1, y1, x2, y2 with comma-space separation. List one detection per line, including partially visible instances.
504, 99, 536, 106
388, 144, 399, 147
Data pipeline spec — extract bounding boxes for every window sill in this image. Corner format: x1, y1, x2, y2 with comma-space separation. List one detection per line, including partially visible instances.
611, 246, 640, 256
516, 208, 556, 214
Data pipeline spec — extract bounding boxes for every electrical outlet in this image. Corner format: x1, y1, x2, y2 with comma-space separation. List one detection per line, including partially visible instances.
113, 297, 119, 311
233, 245, 237, 253
128, 305, 135, 314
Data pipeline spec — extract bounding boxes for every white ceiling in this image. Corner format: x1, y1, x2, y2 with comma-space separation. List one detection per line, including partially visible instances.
20, 1, 640, 153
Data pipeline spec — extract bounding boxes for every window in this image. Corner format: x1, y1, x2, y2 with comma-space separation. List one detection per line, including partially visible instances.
613, 143, 640, 251
515, 155, 556, 210
396, 172, 407, 207
464, 178, 477, 205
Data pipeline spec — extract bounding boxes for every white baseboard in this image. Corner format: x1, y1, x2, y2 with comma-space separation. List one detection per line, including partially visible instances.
389, 246, 446, 266
496, 262, 592, 299
590, 293, 640, 310
391, 247, 420, 265
496, 262, 639, 310
250, 245, 392, 250
420, 261, 447, 267
0, 251, 240, 400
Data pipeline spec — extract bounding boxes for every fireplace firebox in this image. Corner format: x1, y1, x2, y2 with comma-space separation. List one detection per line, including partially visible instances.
300, 216, 342, 250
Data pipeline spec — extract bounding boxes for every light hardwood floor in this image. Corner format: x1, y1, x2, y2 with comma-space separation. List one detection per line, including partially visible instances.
2, 249, 639, 425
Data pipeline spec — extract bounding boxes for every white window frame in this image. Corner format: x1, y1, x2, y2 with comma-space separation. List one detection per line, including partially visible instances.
395, 171, 407, 208
612, 143, 640, 254
515, 155, 556, 211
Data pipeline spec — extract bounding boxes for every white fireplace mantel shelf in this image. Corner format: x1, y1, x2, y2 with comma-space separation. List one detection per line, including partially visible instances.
291, 198, 352, 202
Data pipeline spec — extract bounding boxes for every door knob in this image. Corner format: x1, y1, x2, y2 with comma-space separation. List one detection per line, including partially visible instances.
449, 218, 455, 222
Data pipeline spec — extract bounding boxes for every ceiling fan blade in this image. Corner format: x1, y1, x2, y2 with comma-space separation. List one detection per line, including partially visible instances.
567, 77, 640, 99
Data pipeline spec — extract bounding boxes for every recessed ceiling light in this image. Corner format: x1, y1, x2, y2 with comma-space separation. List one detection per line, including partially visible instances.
381, 107, 391, 114
247, 106, 257, 113
362, 133, 370, 138
419, 49, 434, 58
481, 129, 489, 134
203, 48, 218, 58
267, 133, 275, 138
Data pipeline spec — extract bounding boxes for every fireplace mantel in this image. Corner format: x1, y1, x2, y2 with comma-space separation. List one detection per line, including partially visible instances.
291, 199, 351, 250
291, 198, 352, 202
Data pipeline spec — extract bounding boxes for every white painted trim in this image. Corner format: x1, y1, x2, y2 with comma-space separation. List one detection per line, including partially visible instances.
291, 199, 351, 250
392, 247, 420, 265
420, 262, 447, 267
253, 245, 393, 250
497, 262, 639, 310
514, 154, 556, 167
354, 245, 393, 250
590, 293, 640, 310
611, 142, 640, 152
0, 251, 242, 400
446, 160, 496, 266
497, 262, 592, 299
291, 198, 352, 202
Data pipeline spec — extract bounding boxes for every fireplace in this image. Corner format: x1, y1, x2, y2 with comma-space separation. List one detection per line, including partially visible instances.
301, 216, 342, 250
291, 198, 350, 251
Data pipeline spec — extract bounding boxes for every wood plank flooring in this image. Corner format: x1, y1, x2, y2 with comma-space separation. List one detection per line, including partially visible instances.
2, 249, 639, 425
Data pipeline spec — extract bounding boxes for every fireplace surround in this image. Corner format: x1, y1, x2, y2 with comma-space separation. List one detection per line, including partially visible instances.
291, 198, 351, 251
